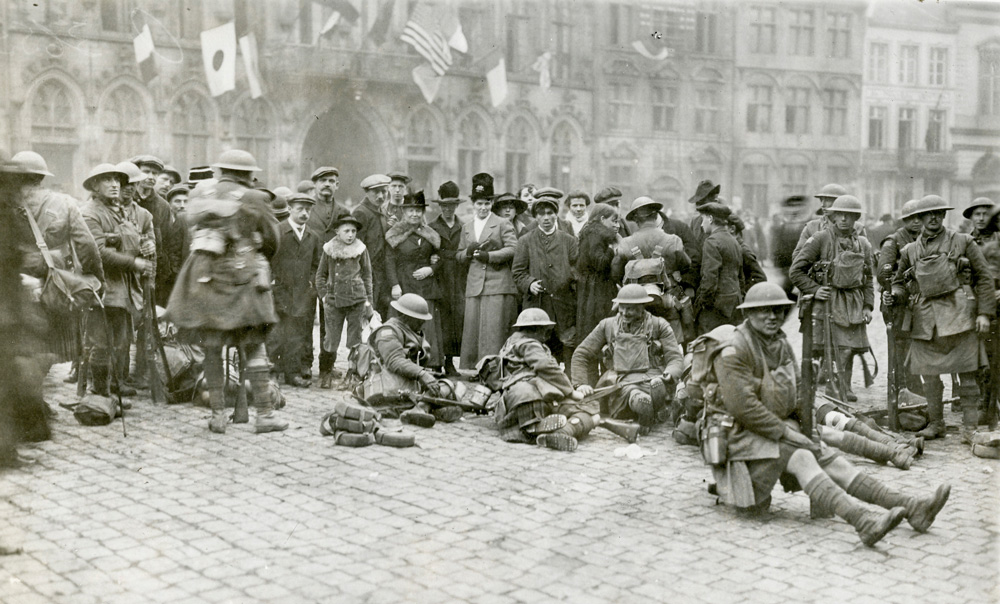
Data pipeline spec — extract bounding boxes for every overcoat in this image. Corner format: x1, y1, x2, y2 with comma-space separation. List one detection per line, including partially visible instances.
456, 213, 518, 297
511, 227, 578, 344
81, 198, 154, 312
272, 220, 322, 317
575, 221, 618, 340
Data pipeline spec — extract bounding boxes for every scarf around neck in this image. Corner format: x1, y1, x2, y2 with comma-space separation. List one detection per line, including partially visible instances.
385, 221, 441, 249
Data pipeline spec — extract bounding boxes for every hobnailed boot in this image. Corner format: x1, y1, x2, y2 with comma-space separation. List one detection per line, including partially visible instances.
600, 418, 640, 443
251, 371, 288, 433
208, 387, 227, 434
846, 473, 951, 533
837, 432, 912, 470
400, 402, 436, 428
628, 392, 654, 426
916, 385, 946, 440
90, 363, 111, 397
961, 403, 980, 446
803, 473, 906, 547
847, 419, 921, 456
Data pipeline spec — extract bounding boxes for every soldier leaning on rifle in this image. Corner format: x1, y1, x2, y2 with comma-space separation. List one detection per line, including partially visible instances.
977, 200, 1000, 428
80, 164, 155, 398
877, 199, 924, 396
889, 195, 996, 445
790, 195, 875, 403
705, 282, 949, 547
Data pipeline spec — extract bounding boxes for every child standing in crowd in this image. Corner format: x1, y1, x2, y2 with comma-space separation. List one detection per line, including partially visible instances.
315, 216, 374, 377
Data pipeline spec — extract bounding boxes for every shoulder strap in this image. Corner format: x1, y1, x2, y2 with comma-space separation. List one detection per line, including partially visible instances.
23, 208, 57, 271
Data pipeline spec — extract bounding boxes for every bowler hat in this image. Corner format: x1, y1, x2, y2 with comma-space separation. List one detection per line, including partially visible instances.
311, 166, 340, 181
272, 197, 290, 220
471, 173, 494, 201
688, 180, 720, 206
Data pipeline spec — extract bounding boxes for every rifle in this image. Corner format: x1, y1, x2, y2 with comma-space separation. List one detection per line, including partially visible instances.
142, 276, 166, 404
77, 311, 90, 399
988, 319, 1000, 430
820, 271, 848, 404
885, 309, 899, 430
797, 294, 815, 439
399, 390, 487, 413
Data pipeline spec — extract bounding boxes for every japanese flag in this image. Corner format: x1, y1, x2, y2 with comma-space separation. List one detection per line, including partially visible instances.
201, 22, 237, 97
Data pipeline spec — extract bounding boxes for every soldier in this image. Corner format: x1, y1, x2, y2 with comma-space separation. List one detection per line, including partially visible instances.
705, 282, 950, 547
890, 195, 996, 444
353, 174, 393, 322
512, 192, 579, 368
306, 166, 351, 387
695, 202, 743, 334
572, 284, 684, 430
790, 196, 875, 402
370, 293, 460, 427
792, 183, 870, 260
878, 199, 925, 396
270, 194, 322, 388
428, 181, 466, 375
493, 309, 599, 452
11, 151, 103, 367
965, 197, 996, 245
167, 150, 286, 435
80, 164, 155, 397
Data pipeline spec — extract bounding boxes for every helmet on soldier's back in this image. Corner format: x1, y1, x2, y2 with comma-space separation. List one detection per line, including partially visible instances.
737, 282, 795, 310
512, 308, 556, 328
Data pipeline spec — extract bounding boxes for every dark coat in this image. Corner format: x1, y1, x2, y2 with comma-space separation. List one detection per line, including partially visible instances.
739, 239, 768, 296
21, 187, 103, 283
315, 238, 373, 308
272, 220, 323, 317
696, 228, 743, 320
307, 196, 352, 245
575, 221, 619, 340
81, 198, 154, 312
386, 223, 442, 300
353, 197, 392, 314
138, 190, 176, 303
662, 216, 699, 289
512, 227, 579, 343
430, 214, 466, 354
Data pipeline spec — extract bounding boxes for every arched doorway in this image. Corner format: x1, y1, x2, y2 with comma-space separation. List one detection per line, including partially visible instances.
301, 104, 389, 208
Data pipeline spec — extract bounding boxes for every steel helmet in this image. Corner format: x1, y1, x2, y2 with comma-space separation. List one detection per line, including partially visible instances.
825, 195, 863, 215
513, 308, 556, 328
962, 197, 995, 219
212, 149, 261, 172
613, 283, 655, 305
83, 163, 129, 191
11, 151, 53, 177
900, 199, 921, 220
737, 282, 795, 310
625, 196, 663, 222
815, 183, 848, 199
116, 161, 145, 184
390, 293, 432, 321
911, 194, 953, 217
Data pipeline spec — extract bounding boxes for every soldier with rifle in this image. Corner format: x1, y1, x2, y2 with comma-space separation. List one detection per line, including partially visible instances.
964, 197, 999, 429
703, 283, 949, 547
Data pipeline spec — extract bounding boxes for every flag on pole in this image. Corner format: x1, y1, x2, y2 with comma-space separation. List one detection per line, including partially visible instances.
412, 63, 443, 104
133, 24, 157, 82
531, 52, 552, 90
239, 32, 264, 99
400, 2, 453, 76
234, 0, 250, 38
487, 57, 508, 107
202, 21, 237, 97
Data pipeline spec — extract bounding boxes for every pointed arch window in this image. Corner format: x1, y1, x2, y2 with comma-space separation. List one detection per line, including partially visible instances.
101, 86, 146, 162
550, 123, 577, 192
31, 80, 76, 140
458, 114, 487, 190
172, 91, 212, 172
234, 99, 274, 175
505, 118, 534, 191
406, 110, 440, 193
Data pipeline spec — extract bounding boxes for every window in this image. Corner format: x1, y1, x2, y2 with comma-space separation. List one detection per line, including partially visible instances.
506, 11, 532, 72
171, 91, 212, 173
867, 43, 888, 83
782, 162, 810, 197
979, 45, 1000, 116
899, 45, 918, 85
609, 3, 632, 46
651, 84, 677, 132
929, 48, 948, 87
926, 109, 945, 152
607, 147, 637, 197
101, 87, 146, 162
406, 110, 439, 192
608, 82, 634, 130
826, 12, 851, 59
552, 2, 572, 81
868, 106, 886, 149
550, 123, 576, 192
100, 0, 125, 32
694, 11, 717, 54
746, 85, 772, 133
788, 9, 814, 56
31, 80, 75, 140
822, 88, 847, 135
742, 162, 769, 212
505, 118, 533, 191
457, 114, 487, 191
749, 6, 776, 54
867, 172, 888, 210
695, 88, 720, 134
785, 87, 810, 135
898, 107, 916, 149
234, 100, 273, 175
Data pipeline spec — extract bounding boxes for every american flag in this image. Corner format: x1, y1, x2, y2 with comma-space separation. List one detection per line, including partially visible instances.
400, 2, 453, 76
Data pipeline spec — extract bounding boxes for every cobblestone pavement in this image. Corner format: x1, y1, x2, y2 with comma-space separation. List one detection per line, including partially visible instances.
1, 310, 998, 604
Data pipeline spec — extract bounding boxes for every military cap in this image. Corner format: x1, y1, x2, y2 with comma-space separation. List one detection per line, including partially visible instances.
129, 155, 165, 172
360, 173, 391, 190
688, 180, 720, 206
594, 186, 624, 205
962, 197, 995, 219
310, 166, 340, 182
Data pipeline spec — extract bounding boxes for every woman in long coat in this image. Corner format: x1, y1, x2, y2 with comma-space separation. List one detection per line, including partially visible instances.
385, 191, 446, 369
575, 204, 621, 340
167, 178, 286, 435
457, 187, 519, 369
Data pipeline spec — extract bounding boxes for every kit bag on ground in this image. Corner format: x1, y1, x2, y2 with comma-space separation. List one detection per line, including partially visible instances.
73, 394, 119, 426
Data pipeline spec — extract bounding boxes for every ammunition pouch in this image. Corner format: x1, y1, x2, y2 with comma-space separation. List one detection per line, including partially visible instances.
914, 253, 960, 298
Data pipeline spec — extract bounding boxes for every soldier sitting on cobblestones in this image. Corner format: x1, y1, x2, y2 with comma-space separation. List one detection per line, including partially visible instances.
705, 283, 950, 547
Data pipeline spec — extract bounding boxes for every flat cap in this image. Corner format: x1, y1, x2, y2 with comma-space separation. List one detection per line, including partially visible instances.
287, 193, 316, 206
533, 187, 564, 201
697, 202, 732, 221
387, 172, 411, 183
311, 166, 339, 181
594, 186, 623, 205
360, 174, 391, 190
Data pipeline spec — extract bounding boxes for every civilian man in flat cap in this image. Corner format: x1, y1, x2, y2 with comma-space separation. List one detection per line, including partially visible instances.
594, 186, 631, 237
387, 172, 410, 225
429, 181, 466, 375
353, 174, 394, 323
131, 155, 176, 307
695, 202, 743, 334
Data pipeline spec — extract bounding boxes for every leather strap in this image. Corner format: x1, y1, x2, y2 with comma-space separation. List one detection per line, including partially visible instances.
23, 207, 57, 271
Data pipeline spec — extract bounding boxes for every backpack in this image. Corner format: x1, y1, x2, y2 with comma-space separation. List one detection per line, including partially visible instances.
685, 324, 738, 412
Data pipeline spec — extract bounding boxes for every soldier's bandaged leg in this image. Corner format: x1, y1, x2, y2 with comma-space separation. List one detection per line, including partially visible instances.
818, 406, 852, 431
628, 391, 654, 425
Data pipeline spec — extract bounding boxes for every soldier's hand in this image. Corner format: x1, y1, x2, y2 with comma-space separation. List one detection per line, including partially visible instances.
881, 290, 895, 307
529, 280, 545, 295
139, 238, 156, 257
977, 315, 991, 334
363, 302, 374, 321
576, 385, 595, 397
412, 267, 433, 281
391, 285, 402, 300
133, 257, 154, 275
430, 254, 440, 266
814, 286, 833, 301
419, 372, 441, 396
782, 426, 817, 451
863, 309, 872, 324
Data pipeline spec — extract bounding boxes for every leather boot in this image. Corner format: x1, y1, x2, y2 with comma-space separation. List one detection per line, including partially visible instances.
842, 353, 858, 402
846, 473, 950, 533
251, 371, 287, 433
64, 361, 79, 384
90, 363, 111, 397
600, 418, 640, 443
432, 405, 463, 423
917, 382, 946, 440
536, 432, 578, 451
837, 432, 913, 470
400, 402, 436, 428
961, 401, 980, 445
208, 386, 227, 434
319, 372, 333, 389
803, 473, 905, 547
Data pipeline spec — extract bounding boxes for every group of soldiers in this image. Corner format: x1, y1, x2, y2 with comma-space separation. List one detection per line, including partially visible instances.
6, 146, 975, 548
